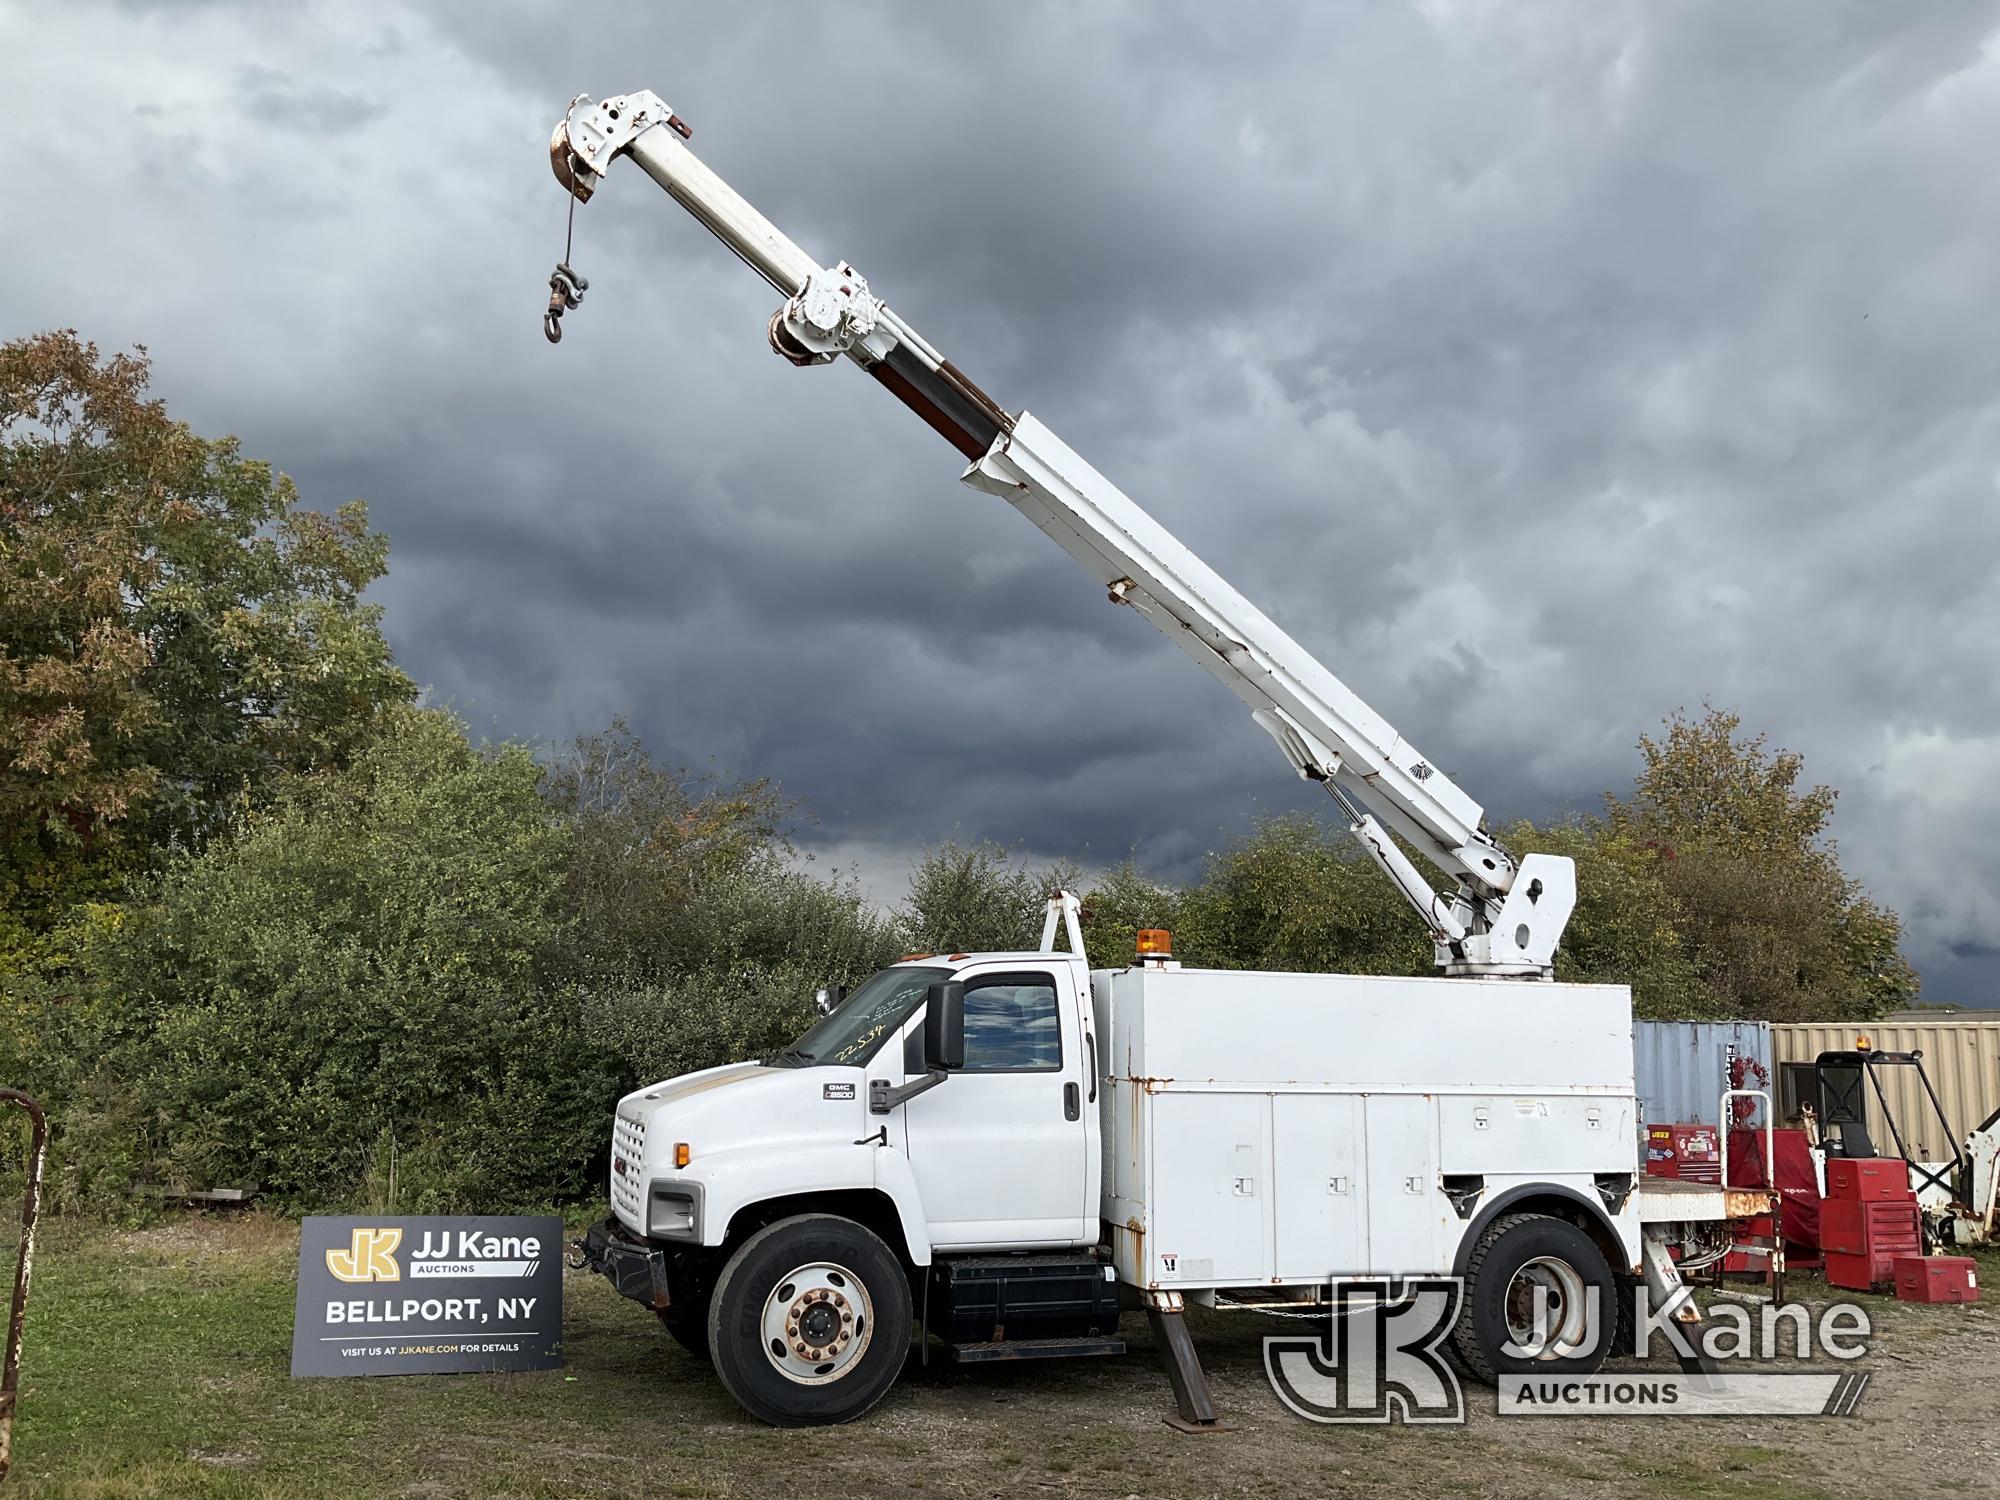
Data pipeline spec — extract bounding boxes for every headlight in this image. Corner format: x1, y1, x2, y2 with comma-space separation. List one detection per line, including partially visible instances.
649, 1186, 699, 1241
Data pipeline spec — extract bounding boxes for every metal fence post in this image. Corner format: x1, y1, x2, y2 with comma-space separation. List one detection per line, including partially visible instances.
0, 1090, 47, 1486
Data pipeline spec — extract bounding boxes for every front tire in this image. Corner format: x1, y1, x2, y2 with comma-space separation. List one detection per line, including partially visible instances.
707, 1214, 912, 1426
1453, 1211, 1616, 1384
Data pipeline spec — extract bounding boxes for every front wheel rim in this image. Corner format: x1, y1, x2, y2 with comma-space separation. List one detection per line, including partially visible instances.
759, 1260, 875, 1384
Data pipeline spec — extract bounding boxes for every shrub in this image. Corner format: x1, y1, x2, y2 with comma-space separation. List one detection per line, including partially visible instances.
74, 706, 598, 1209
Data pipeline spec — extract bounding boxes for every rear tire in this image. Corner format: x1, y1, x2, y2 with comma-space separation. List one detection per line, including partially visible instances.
1610, 1273, 1641, 1362
1453, 1211, 1616, 1384
707, 1214, 912, 1426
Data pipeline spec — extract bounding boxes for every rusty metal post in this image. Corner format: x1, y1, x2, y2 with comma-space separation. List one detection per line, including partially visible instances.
0, 1090, 47, 1486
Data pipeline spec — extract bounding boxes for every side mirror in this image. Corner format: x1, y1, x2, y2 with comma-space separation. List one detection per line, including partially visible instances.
922, 981, 966, 1072
814, 984, 845, 1016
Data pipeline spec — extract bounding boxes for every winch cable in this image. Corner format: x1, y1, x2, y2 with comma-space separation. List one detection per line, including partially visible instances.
544, 96, 590, 343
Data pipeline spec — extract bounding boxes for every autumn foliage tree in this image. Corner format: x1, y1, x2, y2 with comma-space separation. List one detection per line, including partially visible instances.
1606, 706, 1916, 1022
0, 331, 412, 955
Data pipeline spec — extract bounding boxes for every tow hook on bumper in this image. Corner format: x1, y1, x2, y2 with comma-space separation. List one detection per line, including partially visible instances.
573, 1216, 674, 1312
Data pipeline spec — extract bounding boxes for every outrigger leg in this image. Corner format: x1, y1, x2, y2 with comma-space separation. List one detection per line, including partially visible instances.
1144, 1291, 1229, 1433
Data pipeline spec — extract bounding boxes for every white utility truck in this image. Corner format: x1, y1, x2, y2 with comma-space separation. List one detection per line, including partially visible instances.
552, 88, 1755, 1427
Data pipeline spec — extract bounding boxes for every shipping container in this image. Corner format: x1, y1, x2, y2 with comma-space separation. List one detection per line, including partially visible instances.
1773, 1019, 2000, 1158
1634, 1019, 1773, 1128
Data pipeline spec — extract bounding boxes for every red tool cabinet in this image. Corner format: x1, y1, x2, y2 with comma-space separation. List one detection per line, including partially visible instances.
1893, 1255, 1979, 1304
1820, 1156, 1920, 1292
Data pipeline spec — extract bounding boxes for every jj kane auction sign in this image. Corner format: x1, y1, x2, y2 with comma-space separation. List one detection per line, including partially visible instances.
291, 1216, 563, 1377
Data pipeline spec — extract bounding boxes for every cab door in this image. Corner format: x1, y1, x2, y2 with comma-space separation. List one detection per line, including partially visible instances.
896, 965, 1094, 1250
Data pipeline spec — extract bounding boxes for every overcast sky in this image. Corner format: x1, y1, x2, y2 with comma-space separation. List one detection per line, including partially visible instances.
5, 2, 1998, 1002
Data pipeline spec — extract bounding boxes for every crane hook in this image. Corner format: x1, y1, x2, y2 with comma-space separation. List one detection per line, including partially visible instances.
545, 261, 588, 345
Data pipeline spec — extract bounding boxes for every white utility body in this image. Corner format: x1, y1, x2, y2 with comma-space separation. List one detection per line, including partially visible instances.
1096, 966, 1639, 1290
551, 88, 1753, 1429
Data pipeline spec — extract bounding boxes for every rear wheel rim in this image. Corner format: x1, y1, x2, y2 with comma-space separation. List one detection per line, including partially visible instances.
1503, 1255, 1591, 1358
759, 1261, 875, 1385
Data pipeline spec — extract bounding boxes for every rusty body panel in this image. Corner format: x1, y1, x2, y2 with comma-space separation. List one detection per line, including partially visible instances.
1724, 1186, 1776, 1221
0, 1089, 48, 1485
1635, 1175, 1776, 1224
548, 118, 594, 202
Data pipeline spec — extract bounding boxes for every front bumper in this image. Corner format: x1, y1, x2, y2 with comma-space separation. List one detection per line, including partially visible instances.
573, 1215, 673, 1311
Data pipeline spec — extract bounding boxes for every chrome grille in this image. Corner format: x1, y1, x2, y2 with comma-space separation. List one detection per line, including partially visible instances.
611, 1112, 647, 1226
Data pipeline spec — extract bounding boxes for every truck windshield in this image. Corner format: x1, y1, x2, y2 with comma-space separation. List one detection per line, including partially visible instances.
772, 966, 949, 1068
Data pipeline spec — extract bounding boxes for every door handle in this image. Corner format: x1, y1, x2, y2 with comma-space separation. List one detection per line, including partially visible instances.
1085, 1032, 1097, 1103
1063, 1081, 1080, 1121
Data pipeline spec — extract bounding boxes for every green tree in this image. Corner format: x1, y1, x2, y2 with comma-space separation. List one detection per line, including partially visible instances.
1498, 819, 1704, 1017
546, 719, 792, 985
1172, 814, 1435, 976
1606, 706, 1916, 1021
902, 841, 1080, 955
548, 721, 906, 1089
0, 330, 412, 956
1077, 859, 1185, 970
66, 707, 594, 1209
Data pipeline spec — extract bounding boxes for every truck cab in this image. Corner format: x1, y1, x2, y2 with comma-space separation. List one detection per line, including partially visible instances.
583, 951, 1115, 1425
606, 954, 1102, 1263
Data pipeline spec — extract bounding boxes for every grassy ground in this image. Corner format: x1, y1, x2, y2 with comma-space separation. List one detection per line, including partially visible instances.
5, 1214, 1999, 1499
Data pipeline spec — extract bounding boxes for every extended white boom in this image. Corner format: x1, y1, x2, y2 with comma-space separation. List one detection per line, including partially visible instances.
548, 90, 1576, 977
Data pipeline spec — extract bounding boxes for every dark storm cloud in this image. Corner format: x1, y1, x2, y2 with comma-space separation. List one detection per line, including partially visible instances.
5, 2, 1998, 998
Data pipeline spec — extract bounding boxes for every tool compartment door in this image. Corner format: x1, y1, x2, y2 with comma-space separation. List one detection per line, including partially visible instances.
1146, 1090, 1267, 1284
1363, 1093, 1439, 1273
1272, 1093, 1368, 1281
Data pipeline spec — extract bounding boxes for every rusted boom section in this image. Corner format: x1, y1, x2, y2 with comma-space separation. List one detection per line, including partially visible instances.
0, 1089, 47, 1486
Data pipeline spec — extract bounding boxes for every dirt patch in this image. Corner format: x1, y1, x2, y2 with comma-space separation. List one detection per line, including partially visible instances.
116, 1210, 297, 1261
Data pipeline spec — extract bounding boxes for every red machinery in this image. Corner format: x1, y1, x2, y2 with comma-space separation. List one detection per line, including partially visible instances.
1645, 1122, 1722, 1182
1721, 1051, 1988, 1303
1725, 1128, 1821, 1271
